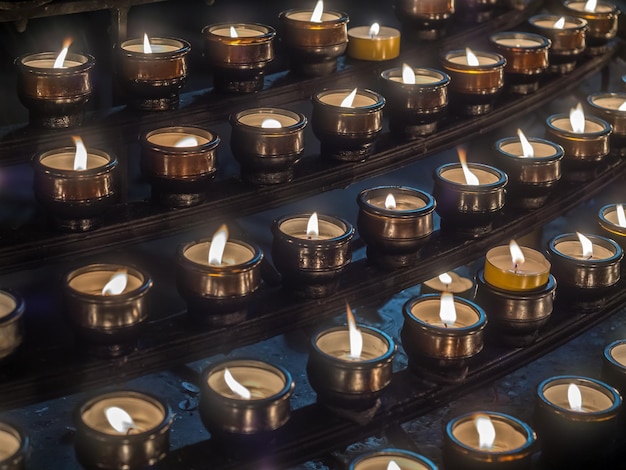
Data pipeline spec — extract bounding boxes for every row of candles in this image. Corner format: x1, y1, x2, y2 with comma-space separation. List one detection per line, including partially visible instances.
14, 0, 620, 127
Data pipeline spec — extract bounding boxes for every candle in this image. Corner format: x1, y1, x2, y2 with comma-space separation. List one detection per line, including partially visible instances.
598, 203, 626, 246
0, 422, 28, 469
230, 107, 308, 185
422, 271, 474, 298
141, 126, 220, 207
357, 186, 436, 268
75, 390, 172, 469
602, 339, 626, 396
272, 213, 354, 298
349, 448, 437, 470
0, 290, 24, 362
552, 232, 616, 260
394, 0, 455, 40
588, 92, 626, 155
563, 0, 619, 55
483, 241, 551, 291
528, 14, 588, 74
312, 88, 385, 161
347, 23, 401, 61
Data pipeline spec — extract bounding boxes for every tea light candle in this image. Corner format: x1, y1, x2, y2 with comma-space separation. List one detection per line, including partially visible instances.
422, 272, 474, 298
444, 412, 536, 469
357, 186, 436, 268
598, 203, 626, 246
588, 92, 626, 154
0, 291, 24, 362
484, 241, 550, 291
203, 23, 275, 93
230, 107, 307, 185
272, 213, 354, 298
349, 448, 437, 470
528, 14, 588, 74
312, 88, 385, 161
141, 126, 220, 207
347, 23, 401, 61
0, 422, 28, 469
562, 0, 619, 55
75, 390, 172, 470
394, 0, 455, 40
602, 339, 626, 396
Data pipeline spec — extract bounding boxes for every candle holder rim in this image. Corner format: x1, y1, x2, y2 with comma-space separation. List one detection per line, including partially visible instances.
528, 13, 589, 29
119, 37, 191, 57
16, 51, 96, 73
273, 213, 355, 244
75, 389, 173, 440
312, 88, 385, 112
230, 107, 308, 133
178, 238, 263, 272
598, 204, 626, 235
446, 410, 536, 456
489, 31, 552, 50
546, 113, 613, 137
495, 136, 564, 162
0, 289, 25, 327
563, 0, 620, 15
441, 49, 506, 70
310, 324, 396, 366
348, 448, 437, 470
537, 375, 622, 416
403, 293, 488, 332
142, 126, 221, 153
380, 66, 451, 87
202, 22, 276, 41
34, 147, 117, 176
548, 233, 623, 265
477, 270, 557, 297
201, 357, 295, 405
587, 92, 626, 115
435, 162, 508, 189
357, 186, 436, 217
64, 263, 153, 301
0, 420, 29, 466
278, 9, 349, 24
604, 339, 626, 370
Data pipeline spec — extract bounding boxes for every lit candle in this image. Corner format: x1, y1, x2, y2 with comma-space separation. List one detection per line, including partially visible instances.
552, 232, 615, 260
598, 203, 626, 246
483, 240, 551, 291
422, 272, 474, 298
349, 448, 437, 470
588, 92, 626, 155
394, 0, 455, 40
563, 0, 619, 55
0, 422, 28, 469
528, 14, 588, 74
347, 23, 401, 61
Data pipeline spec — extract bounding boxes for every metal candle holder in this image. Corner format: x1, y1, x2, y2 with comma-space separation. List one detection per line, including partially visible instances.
588, 92, 626, 155
74, 390, 172, 470
278, 9, 349, 76
230, 107, 307, 185
528, 14, 588, 74
15, 52, 95, 128
380, 66, 450, 139
0, 291, 25, 363
0, 421, 29, 470
64, 264, 153, 357
394, 0, 455, 40
598, 203, 626, 247
349, 448, 438, 470
562, 0, 620, 55
455, 0, 498, 24
602, 339, 626, 398
202, 23, 275, 93
140, 126, 220, 207
357, 186, 436, 269
118, 37, 190, 111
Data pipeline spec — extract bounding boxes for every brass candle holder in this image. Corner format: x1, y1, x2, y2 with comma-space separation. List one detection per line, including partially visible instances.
489, 32, 551, 95
357, 186, 436, 269
202, 23, 276, 93
15, 51, 95, 128
230, 107, 307, 185
380, 65, 450, 139
598, 203, 626, 247
455, 0, 498, 23
118, 36, 190, 111
562, 0, 620, 55
312, 88, 385, 161
64, 263, 153, 357
0, 421, 29, 470
588, 92, 626, 155
528, 14, 588, 74
602, 339, 626, 397
74, 390, 172, 470
349, 448, 437, 470
140, 126, 220, 207
394, 0, 455, 40
0, 291, 24, 363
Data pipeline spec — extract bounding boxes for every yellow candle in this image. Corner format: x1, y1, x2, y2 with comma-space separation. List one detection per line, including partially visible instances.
484, 244, 551, 291
347, 24, 401, 61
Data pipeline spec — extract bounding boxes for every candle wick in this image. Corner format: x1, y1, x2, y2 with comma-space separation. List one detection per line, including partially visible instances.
586, 255, 593, 260
126, 427, 137, 435
514, 263, 518, 274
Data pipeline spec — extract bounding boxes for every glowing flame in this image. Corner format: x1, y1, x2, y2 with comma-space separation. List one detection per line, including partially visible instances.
174, 136, 199, 147
105, 407, 136, 434
53, 39, 71, 68
584, 0, 597, 12
208, 224, 228, 265
387, 461, 401, 470
307, 212, 319, 238
72, 136, 87, 171
466, 47, 480, 66
617, 204, 626, 227
346, 301, 363, 359
439, 292, 456, 327
619, 102, 626, 112
517, 129, 534, 158
475, 415, 496, 450
101, 271, 128, 296
554, 17, 566, 28
576, 232, 594, 259
143, 33, 152, 54
568, 383, 583, 411
310, 0, 324, 22
570, 103, 586, 133
402, 63, 416, 85
340, 88, 358, 108
509, 240, 525, 271
229, 26, 238, 38
261, 118, 282, 129
369, 22, 380, 38
385, 194, 397, 210
224, 368, 252, 399
439, 272, 453, 285
458, 147, 479, 185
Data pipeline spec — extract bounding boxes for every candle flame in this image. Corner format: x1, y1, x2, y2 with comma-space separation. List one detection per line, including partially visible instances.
617, 204, 626, 227
310, 0, 324, 22
346, 301, 363, 359
72, 136, 88, 171
576, 232, 594, 259
475, 415, 496, 450
369, 22, 380, 38
105, 406, 136, 434
402, 63, 416, 85
143, 34, 153, 54
568, 383, 583, 411
619, 101, 626, 112
340, 88, 358, 108
261, 118, 282, 129
465, 47, 480, 66
554, 17, 566, 28
385, 193, 397, 210
509, 240, 525, 270
101, 270, 128, 296
307, 212, 319, 238
174, 136, 199, 147
229, 26, 238, 38
224, 367, 252, 399
457, 147, 479, 185
387, 461, 401, 470
439, 292, 456, 327
208, 224, 228, 265
584, 0, 597, 12
517, 129, 534, 158
439, 272, 453, 285
570, 103, 586, 133
53, 39, 72, 68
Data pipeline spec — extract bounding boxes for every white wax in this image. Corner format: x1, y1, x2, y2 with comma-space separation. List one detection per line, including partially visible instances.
184, 241, 254, 266
285, 11, 342, 21
567, 1, 614, 12
147, 131, 210, 147
604, 208, 626, 227
316, 329, 389, 361
23, 59, 83, 69
609, 342, 626, 367
0, 292, 16, 319
69, 271, 143, 296
554, 240, 614, 260
353, 455, 430, 470
591, 96, 626, 111
453, 418, 527, 451
238, 113, 299, 127
210, 26, 266, 38
447, 53, 498, 66
347, 25, 400, 39
551, 117, 605, 133
409, 298, 480, 328
40, 152, 109, 171
319, 92, 378, 107
495, 37, 544, 47
81, 396, 164, 435
532, 19, 581, 28
486, 246, 550, 274
423, 272, 474, 294
440, 167, 500, 185
366, 193, 427, 211
543, 383, 614, 411
279, 217, 345, 240
0, 429, 20, 460
122, 39, 183, 53
500, 141, 558, 158
388, 74, 442, 84
208, 365, 285, 399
